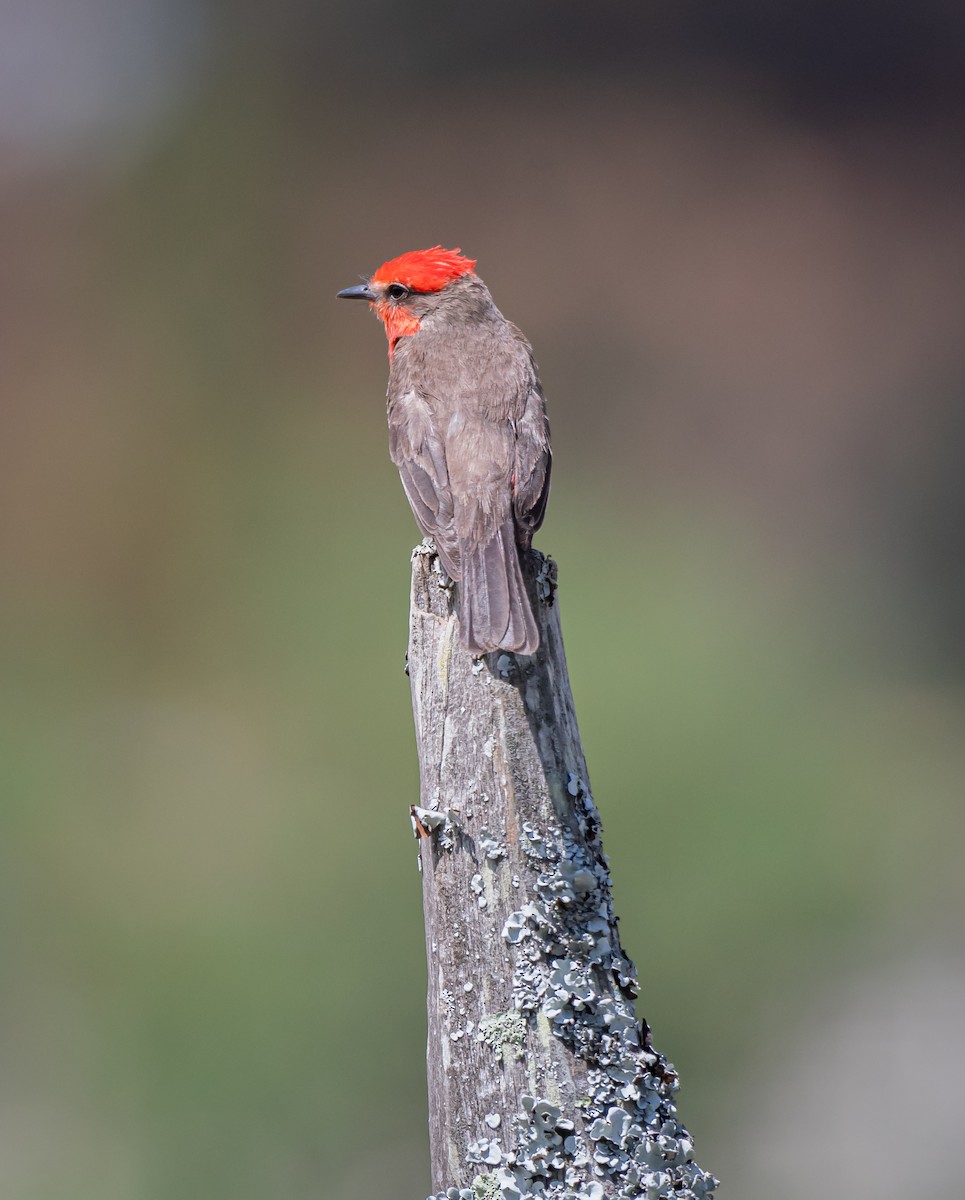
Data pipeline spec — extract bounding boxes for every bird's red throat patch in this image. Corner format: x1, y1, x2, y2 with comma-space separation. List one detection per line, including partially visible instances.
370, 246, 477, 358
374, 301, 421, 358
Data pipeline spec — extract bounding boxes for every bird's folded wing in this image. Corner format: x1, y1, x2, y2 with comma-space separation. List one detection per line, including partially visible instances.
512, 379, 552, 538
390, 415, 460, 579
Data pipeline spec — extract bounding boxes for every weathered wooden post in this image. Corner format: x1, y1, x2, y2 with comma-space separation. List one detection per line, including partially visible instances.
407, 543, 718, 1200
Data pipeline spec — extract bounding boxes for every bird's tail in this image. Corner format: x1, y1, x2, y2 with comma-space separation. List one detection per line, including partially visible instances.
459, 521, 539, 656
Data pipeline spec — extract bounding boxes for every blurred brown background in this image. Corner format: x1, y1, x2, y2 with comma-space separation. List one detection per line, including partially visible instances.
2, 3, 964, 1198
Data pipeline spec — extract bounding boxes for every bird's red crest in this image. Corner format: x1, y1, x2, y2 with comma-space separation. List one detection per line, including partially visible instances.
371, 246, 477, 293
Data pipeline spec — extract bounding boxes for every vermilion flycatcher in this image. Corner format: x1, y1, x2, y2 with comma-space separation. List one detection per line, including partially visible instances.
338, 247, 551, 656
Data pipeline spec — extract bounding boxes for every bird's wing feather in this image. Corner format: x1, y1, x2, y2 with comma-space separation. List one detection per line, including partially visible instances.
512, 375, 552, 540
388, 391, 460, 578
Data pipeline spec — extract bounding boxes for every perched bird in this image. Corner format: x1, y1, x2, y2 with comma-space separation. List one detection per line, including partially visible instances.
337, 247, 551, 656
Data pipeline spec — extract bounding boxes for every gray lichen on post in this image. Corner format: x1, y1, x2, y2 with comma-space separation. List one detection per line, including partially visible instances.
407, 542, 718, 1200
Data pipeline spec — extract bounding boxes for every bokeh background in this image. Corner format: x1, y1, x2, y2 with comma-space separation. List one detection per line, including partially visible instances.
2, 3, 964, 1198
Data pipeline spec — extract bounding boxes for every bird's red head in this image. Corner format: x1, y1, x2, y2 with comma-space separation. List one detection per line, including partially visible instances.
338, 246, 478, 358
370, 246, 477, 293
365, 247, 476, 357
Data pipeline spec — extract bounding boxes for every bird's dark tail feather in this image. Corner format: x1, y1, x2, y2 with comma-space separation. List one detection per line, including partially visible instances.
459, 522, 539, 656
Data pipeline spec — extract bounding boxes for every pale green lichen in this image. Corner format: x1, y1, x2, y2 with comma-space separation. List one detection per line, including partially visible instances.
471, 1174, 502, 1200
478, 1011, 527, 1062
479, 830, 507, 860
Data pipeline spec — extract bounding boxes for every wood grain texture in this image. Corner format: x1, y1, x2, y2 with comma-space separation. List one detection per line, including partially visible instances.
407, 544, 717, 1200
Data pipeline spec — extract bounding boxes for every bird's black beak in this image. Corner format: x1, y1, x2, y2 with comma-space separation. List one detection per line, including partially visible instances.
336, 282, 376, 301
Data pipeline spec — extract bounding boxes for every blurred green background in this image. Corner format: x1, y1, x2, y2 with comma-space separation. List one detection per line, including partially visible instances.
2, 4, 964, 1198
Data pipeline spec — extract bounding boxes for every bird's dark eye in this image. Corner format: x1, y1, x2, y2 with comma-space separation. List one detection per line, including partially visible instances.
387, 283, 410, 301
